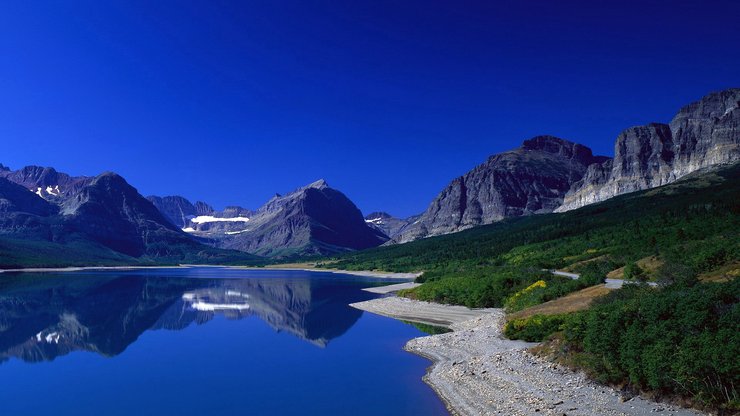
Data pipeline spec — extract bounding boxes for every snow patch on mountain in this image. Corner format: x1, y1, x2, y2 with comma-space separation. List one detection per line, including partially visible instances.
191, 215, 250, 224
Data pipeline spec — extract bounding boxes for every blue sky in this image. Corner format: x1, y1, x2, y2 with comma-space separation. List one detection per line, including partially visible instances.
1, 0, 738, 217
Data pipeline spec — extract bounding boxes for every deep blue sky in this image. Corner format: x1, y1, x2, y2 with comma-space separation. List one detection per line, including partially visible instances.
1, 1, 738, 217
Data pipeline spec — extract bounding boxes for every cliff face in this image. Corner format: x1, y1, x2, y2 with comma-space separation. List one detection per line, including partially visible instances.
392, 136, 606, 243
147, 195, 215, 228
558, 88, 740, 212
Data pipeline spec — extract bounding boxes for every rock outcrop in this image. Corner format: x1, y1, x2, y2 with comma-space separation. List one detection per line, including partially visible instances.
391, 136, 607, 243
557, 88, 740, 212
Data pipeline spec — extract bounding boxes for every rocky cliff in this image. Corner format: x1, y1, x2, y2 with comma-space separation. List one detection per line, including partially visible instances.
391, 136, 607, 243
557, 88, 740, 211
147, 195, 214, 228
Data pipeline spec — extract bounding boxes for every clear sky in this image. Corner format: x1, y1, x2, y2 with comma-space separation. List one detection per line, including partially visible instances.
1, 1, 738, 217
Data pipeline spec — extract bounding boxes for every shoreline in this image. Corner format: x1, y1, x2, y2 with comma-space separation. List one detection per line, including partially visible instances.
257, 267, 422, 280
353, 296, 705, 416
0, 265, 189, 274
0, 264, 421, 280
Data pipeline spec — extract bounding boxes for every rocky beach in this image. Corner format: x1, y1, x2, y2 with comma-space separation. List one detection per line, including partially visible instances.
352, 297, 706, 416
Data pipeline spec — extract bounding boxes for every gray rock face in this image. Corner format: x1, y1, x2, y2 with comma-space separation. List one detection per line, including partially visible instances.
220, 180, 388, 257
364, 212, 411, 238
392, 136, 607, 243
193, 201, 213, 216
147, 195, 214, 228
558, 88, 740, 212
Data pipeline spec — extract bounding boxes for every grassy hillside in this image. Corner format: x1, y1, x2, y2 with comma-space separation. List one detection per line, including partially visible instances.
329, 164, 739, 307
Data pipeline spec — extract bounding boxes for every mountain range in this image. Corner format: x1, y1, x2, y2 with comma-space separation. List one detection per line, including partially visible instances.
149, 179, 388, 257
386, 88, 739, 242
0, 88, 737, 265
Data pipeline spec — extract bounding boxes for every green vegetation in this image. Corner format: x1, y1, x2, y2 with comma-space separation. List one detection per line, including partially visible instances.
398, 266, 552, 308
623, 262, 645, 280
324, 164, 740, 411
508, 280, 739, 410
329, 164, 740, 309
504, 313, 571, 342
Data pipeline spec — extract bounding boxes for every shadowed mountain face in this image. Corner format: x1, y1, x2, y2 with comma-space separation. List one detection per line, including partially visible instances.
152, 180, 389, 257
0, 167, 255, 266
364, 212, 414, 239
391, 136, 607, 243
0, 269, 377, 363
146, 195, 215, 229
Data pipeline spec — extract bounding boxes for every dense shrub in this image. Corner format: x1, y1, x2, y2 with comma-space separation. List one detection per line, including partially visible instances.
623, 262, 645, 280
504, 314, 571, 342
563, 280, 740, 409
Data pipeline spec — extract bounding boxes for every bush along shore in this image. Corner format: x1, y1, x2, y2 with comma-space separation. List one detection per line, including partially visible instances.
505, 279, 739, 412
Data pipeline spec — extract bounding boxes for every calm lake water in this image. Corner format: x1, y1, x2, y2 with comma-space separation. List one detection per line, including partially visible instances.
0, 267, 448, 416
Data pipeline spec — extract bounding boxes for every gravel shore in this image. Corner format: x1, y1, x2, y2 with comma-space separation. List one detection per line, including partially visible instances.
355, 297, 705, 416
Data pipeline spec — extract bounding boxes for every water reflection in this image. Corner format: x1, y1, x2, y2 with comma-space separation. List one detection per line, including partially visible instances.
0, 269, 378, 363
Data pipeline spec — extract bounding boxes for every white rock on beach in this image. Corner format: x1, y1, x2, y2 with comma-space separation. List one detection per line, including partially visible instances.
352, 297, 705, 416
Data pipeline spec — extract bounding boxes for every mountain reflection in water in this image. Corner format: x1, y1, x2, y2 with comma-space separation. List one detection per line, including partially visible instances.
0, 268, 380, 363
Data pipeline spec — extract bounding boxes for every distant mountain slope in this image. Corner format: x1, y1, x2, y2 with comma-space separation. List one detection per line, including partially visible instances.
0, 177, 57, 217
391, 136, 607, 243
147, 195, 214, 228
0, 165, 91, 202
364, 212, 415, 239
150, 180, 388, 257
0, 166, 259, 267
557, 88, 740, 211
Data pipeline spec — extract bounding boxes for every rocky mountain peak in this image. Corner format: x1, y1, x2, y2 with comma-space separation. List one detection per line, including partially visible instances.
365, 211, 393, 220
304, 179, 329, 190
391, 137, 603, 243
15, 166, 62, 186
194, 201, 214, 216
558, 88, 739, 212
521, 135, 607, 165
670, 88, 740, 127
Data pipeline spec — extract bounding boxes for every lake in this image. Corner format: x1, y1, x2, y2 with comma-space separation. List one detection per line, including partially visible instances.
0, 267, 448, 416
